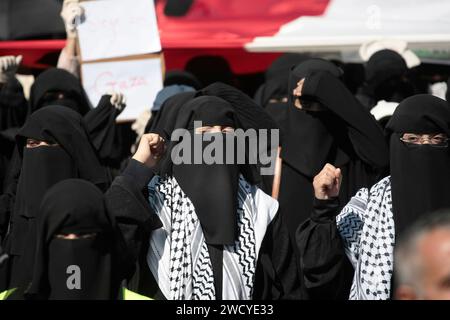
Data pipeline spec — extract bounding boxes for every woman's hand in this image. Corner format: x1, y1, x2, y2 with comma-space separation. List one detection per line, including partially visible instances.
132, 133, 166, 169
313, 163, 342, 200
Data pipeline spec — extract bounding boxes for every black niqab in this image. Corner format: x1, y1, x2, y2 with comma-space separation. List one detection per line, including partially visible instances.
5, 106, 108, 289
26, 179, 119, 300
278, 58, 388, 242
386, 94, 450, 235
170, 96, 240, 245
282, 59, 348, 177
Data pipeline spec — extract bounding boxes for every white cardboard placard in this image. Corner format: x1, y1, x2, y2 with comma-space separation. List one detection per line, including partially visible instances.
78, 0, 161, 61
81, 57, 163, 121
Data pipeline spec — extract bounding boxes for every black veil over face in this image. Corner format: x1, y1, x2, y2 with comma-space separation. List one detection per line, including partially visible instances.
159, 87, 277, 243
29, 68, 91, 115
386, 94, 450, 235
26, 179, 119, 300
282, 58, 389, 177
255, 53, 309, 108
6, 106, 108, 289
16, 106, 108, 188
282, 59, 348, 177
164, 96, 240, 245
278, 59, 388, 245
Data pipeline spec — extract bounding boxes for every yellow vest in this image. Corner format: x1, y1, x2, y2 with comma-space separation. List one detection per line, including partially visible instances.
122, 288, 153, 300
0, 288, 17, 300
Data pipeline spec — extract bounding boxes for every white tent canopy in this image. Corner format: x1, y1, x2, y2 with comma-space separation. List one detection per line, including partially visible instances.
245, 0, 450, 63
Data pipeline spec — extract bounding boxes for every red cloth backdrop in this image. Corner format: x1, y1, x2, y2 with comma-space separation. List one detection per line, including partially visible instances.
0, 0, 328, 73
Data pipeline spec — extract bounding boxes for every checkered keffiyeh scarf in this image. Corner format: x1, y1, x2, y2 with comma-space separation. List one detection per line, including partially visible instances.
336, 176, 395, 300
146, 175, 277, 300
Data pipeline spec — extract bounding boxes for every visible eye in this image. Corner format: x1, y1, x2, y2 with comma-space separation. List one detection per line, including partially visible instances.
431, 135, 447, 145
195, 126, 213, 134
55, 233, 97, 240
26, 139, 58, 148
403, 135, 420, 143
26, 139, 42, 148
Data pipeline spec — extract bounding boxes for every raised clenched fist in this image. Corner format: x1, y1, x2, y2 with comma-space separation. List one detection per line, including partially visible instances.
61, 0, 85, 38
313, 163, 342, 200
132, 133, 166, 169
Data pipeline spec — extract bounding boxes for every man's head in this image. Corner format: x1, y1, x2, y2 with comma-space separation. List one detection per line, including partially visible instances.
395, 211, 450, 300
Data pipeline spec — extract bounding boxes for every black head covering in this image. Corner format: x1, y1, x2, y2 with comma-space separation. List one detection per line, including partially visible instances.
26, 179, 119, 300
16, 106, 108, 188
386, 94, 450, 235
364, 49, 415, 103
164, 70, 203, 90
7, 106, 108, 289
254, 54, 309, 128
146, 91, 197, 141
255, 53, 310, 108
282, 58, 389, 177
281, 59, 349, 177
13, 105, 106, 218
365, 50, 408, 89
201, 82, 278, 133
185, 56, 234, 86
29, 68, 91, 115
163, 96, 240, 245
201, 82, 279, 183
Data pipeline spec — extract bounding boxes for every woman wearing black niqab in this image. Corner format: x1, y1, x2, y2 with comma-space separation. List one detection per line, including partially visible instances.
25, 179, 120, 300
30, 68, 125, 166
139, 94, 300, 300
280, 58, 388, 236
277, 58, 389, 298
254, 53, 309, 126
297, 94, 450, 300
29, 68, 91, 115
2, 106, 108, 293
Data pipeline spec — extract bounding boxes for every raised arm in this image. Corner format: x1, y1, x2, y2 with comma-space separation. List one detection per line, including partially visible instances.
296, 164, 355, 299
105, 134, 165, 267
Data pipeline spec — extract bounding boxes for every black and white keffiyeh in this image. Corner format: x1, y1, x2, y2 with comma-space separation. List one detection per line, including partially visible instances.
336, 176, 395, 300
146, 175, 278, 300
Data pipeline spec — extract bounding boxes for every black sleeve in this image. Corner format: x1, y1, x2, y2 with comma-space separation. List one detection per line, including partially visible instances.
83, 95, 123, 164
303, 71, 389, 171
253, 213, 303, 300
296, 198, 354, 300
105, 159, 162, 271
0, 147, 21, 240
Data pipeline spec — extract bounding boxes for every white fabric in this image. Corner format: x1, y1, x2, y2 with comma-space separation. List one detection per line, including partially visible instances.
370, 100, 399, 121
246, 0, 450, 64
359, 39, 421, 68
336, 176, 395, 300
429, 82, 448, 100
146, 175, 278, 300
